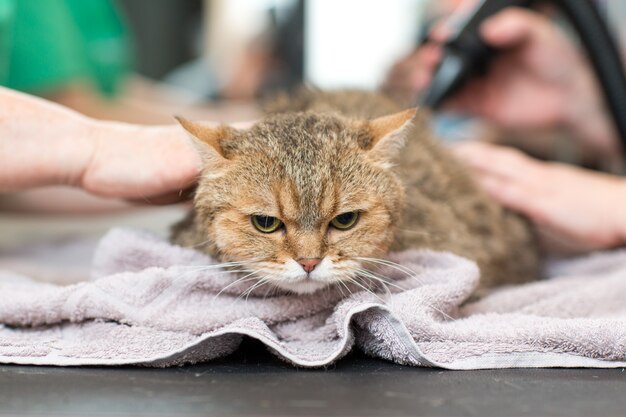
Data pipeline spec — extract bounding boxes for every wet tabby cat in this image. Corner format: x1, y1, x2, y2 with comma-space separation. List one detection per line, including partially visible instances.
171, 90, 540, 294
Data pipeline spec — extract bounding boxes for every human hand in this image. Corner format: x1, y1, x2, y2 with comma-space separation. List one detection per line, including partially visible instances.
437, 8, 588, 126
77, 121, 202, 204
453, 141, 626, 254
1, 87, 249, 204
393, 6, 620, 156
383, 41, 442, 102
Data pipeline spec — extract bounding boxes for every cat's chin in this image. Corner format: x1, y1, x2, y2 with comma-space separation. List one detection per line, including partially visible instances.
272, 279, 330, 294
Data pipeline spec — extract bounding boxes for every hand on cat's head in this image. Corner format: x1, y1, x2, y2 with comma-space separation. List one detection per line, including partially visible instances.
75, 120, 256, 205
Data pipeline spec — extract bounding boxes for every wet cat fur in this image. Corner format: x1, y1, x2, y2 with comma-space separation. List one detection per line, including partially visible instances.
172, 90, 541, 291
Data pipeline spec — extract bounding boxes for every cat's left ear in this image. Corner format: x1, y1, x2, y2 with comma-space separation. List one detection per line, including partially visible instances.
367, 108, 417, 167
175, 116, 233, 171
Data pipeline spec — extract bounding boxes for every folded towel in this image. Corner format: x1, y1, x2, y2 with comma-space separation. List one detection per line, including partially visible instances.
0, 228, 624, 369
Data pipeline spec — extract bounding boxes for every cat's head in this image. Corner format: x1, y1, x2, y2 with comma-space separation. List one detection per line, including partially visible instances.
177, 109, 414, 294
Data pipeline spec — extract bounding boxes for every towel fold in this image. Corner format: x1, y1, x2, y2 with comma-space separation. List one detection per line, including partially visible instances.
0, 227, 624, 369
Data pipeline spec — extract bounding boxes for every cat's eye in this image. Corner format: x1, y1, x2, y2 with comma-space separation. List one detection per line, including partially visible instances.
330, 211, 359, 230
251, 215, 283, 233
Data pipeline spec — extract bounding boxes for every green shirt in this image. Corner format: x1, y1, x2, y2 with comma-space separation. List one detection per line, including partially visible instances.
0, 0, 131, 97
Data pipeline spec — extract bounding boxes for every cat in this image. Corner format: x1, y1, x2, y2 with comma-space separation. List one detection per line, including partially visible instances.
171, 90, 541, 294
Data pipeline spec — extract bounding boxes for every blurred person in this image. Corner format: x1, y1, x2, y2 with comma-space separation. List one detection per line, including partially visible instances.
386, 4, 626, 255
0, 0, 147, 121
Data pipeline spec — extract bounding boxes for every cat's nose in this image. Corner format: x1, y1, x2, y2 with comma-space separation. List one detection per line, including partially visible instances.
297, 258, 321, 273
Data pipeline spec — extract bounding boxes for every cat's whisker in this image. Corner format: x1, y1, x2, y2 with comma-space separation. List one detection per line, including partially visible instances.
180, 258, 266, 282
239, 274, 269, 299
190, 255, 264, 268
354, 268, 455, 321
358, 268, 415, 292
335, 273, 354, 298
335, 282, 346, 298
208, 259, 268, 300
345, 276, 387, 304
355, 257, 419, 278
182, 261, 251, 272
354, 268, 405, 293
358, 269, 399, 296
396, 228, 435, 236
181, 267, 250, 278
171, 266, 251, 288
174, 268, 252, 286
191, 237, 213, 248
261, 283, 280, 299
332, 268, 359, 290
411, 299, 456, 322
213, 273, 262, 301
354, 266, 406, 288
338, 270, 382, 301
242, 277, 272, 302
355, 257, 428, 287
328, 273, 346, 296
360, 275, 392, 297
177, 266, 250, 276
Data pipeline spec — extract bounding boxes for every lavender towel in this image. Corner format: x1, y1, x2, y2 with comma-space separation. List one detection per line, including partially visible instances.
0, 228, 624, 369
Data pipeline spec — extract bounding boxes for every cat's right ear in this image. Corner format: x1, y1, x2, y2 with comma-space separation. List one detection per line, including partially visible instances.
366, 108, 416, 168
175, 117, 231, 170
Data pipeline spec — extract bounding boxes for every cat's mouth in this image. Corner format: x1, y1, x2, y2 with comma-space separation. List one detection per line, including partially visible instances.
268, 257, 339, 294
228, 257, 399, 296
238, 257, 364, 295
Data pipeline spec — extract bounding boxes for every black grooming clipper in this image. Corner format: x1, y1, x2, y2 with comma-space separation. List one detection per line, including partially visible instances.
421, 0, 626, 148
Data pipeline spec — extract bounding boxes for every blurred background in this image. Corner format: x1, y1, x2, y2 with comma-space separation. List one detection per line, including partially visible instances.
0, 0, 427, 124
1, 0, 624, 125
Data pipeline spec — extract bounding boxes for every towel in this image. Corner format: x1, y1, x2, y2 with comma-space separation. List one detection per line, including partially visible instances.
0, 227, 624, 369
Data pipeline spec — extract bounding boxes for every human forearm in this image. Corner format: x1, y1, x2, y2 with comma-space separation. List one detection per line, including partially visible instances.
0, 86, 203, 203
0, 86, 96, 191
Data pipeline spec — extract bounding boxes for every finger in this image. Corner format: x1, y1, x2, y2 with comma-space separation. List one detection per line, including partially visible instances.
452, 142, 541, 184
452, 142, 516, 172
126, 186, 196, 206
474, 171, 550, 226
536, 226, 595, 255
450, 141, 494, 165
422, 42, 443, 65
480, 7, 551, 48
410, 46, 444, 90
428, 0, 482, 43
428, 19, 454, 44
475, 173, 525, 209
457, 147, 577, 248
453, 143, 553, 217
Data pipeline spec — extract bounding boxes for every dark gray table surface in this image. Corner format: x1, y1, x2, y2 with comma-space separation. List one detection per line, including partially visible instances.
1, 339, 624, 417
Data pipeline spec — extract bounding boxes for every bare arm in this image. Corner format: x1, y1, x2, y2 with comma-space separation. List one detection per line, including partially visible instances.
0, 86, 201, 203
1, 86, 97, 191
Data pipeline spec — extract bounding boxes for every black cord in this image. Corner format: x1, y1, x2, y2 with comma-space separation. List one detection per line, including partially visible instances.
555, 0, 626, 151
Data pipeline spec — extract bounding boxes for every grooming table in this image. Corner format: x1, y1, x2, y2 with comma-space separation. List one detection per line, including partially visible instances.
1, 339, 624, 417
